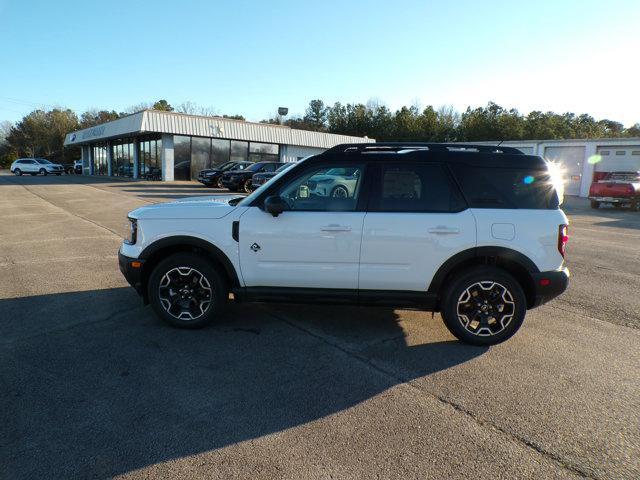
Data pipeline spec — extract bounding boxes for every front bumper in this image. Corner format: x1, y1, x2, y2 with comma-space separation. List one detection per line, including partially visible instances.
531, 267, 569, 308
589, 196, 635, 204
118, 250, 145, 296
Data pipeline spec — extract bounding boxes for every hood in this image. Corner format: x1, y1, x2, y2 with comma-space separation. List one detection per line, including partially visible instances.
129, 195, 244, 220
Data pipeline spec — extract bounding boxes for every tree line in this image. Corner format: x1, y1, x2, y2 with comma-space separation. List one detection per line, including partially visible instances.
1, 98, 638, 167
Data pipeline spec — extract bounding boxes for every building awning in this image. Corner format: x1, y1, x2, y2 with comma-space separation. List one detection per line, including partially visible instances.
64, 110, 374, 148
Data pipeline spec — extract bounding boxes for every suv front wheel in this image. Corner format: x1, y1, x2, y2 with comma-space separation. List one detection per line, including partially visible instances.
148, 252, 228, 328
441, 267, 526, 346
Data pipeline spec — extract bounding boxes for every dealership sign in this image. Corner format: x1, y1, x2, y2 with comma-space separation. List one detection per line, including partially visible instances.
80, 126, 106, 140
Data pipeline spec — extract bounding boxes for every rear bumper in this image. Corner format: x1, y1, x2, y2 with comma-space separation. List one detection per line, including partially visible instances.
118, 250, 144, 296
531, 267, 569, 308
589, 196, 636, 203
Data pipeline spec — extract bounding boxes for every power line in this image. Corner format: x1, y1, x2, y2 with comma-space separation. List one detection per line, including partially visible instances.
0, 95, 56, 109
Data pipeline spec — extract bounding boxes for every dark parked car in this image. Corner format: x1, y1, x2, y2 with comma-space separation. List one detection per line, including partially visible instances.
221, 161, 284, 192
197, 161, 253, 188
251, 162, 295, 189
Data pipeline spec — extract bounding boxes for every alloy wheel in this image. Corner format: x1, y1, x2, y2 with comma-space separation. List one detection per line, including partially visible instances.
158, 266, 213, 321
456, 281, 515, 336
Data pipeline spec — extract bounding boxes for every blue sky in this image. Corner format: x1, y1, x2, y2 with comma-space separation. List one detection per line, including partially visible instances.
1, 0, 639, 125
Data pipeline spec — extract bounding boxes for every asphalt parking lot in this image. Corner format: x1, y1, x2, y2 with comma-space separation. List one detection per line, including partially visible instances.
1, 173, 638, 480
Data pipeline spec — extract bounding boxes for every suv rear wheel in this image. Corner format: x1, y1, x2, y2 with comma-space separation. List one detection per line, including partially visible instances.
441, 267, 526, 346
148, 252, 228, 329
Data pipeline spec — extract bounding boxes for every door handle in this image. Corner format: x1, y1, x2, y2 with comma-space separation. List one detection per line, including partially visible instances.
321, 224, 352, 232
428, 226, 460, 235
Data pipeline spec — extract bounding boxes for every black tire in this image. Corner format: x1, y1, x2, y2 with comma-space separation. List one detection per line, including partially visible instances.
216, 177, 224, 188
590, 200, 600, 209
441, 266, 527, 346
148, 252, 228, 329
243, 179, 253, 193
39, 168, 47, 176
13, 169, 22, 176
331, 185, 349, 198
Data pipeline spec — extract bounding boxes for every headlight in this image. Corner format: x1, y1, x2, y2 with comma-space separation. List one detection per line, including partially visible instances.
124, 217, 137, 245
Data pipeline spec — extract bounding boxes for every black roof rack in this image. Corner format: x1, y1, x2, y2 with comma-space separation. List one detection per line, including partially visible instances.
328, 142, 524, 155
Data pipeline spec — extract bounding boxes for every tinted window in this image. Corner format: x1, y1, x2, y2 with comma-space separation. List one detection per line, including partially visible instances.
278, 164, 364, 212
174, 136, 191, 180
212, 139, 230, 166
230, 140, 248, 162
371, 164, 464, 212
452, 165, 559, 209
191, 137, 210, 180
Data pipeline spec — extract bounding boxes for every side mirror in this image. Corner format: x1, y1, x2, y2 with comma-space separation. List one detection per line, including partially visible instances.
264, 195, 288, 217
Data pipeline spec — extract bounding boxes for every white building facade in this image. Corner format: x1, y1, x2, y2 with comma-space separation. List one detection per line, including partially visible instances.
473, 138, 640, 197
63, 110, 374, 181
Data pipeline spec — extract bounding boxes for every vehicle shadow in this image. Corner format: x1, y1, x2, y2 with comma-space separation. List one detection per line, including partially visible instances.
1, 287, 486, 479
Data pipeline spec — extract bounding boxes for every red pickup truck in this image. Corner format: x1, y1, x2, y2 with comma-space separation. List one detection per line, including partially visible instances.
589, 171, 640, 210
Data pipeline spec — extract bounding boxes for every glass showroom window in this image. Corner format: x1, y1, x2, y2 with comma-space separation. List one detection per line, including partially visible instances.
212, 138, 230, 167
230, 140, 248, 162
191, 137, 211, 180
174, 136, 191, 181
249, 142, 279, 163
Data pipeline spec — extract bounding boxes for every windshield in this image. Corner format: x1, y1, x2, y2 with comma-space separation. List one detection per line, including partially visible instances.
218, 162, 237, 171
246, 162, 265, 172
276, 163, 295, 173
36, 159, 51, 164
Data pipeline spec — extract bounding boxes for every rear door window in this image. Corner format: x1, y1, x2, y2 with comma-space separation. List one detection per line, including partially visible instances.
451, 165, 560, 209
370, 163, 465, 212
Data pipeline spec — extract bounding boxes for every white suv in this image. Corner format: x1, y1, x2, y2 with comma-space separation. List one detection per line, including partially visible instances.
11, 158, 64, 176
119, 143, 569, 345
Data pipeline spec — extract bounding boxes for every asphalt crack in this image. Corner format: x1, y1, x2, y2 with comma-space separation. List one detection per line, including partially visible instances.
261, 305, 598, 480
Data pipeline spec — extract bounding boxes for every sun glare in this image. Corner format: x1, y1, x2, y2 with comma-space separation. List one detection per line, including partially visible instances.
545, 160, 566, 204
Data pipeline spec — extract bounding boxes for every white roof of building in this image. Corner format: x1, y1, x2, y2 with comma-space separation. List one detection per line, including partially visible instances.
466, 138, 640, 146
64, 110, 374, 148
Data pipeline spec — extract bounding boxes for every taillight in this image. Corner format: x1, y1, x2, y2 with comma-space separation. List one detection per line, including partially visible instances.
558, 224, 569, 258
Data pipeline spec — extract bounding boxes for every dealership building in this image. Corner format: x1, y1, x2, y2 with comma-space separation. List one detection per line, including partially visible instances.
473, 138, 640, 197
63, 110, 373, 181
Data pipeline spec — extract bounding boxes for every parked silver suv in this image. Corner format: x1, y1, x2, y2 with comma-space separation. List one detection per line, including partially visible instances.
11, 158, 64, 176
